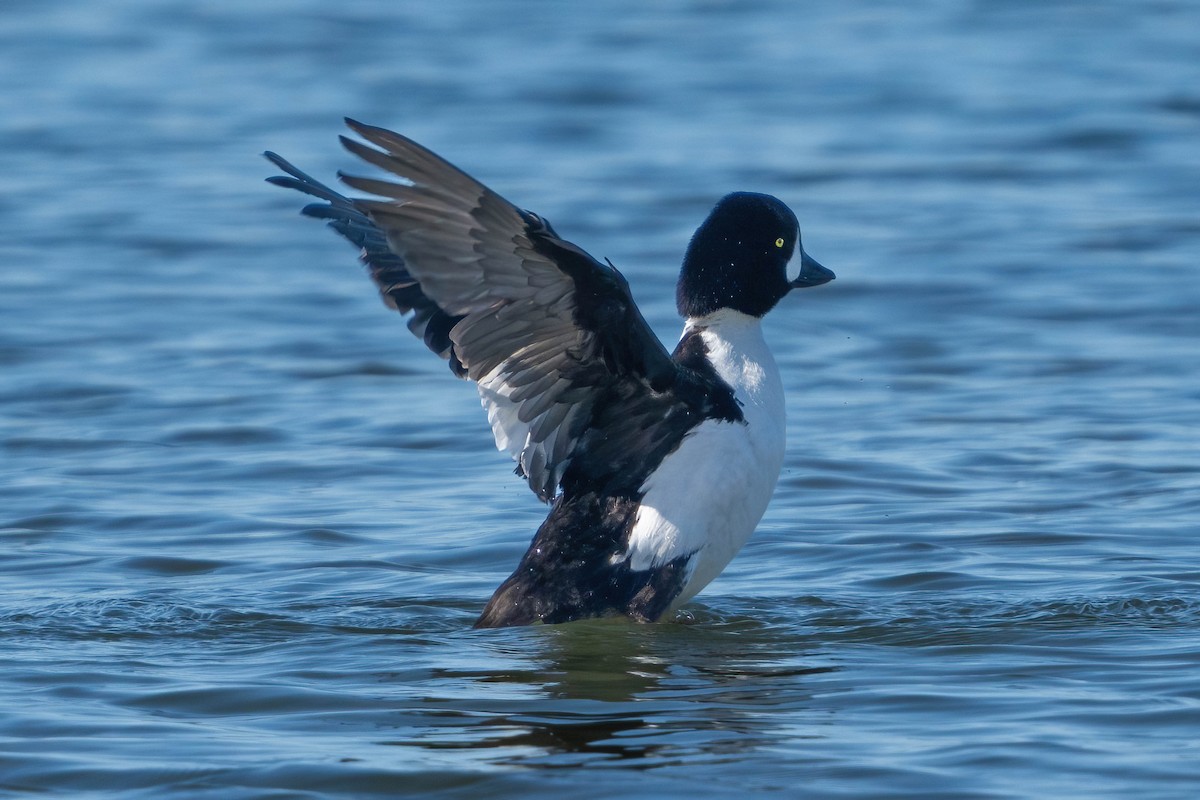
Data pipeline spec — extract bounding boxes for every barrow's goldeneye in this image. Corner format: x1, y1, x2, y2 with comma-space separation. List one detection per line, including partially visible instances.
265, 119, 834, 627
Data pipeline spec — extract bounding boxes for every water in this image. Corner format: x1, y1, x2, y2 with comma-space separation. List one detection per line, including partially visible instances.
2, 0, 1199, 796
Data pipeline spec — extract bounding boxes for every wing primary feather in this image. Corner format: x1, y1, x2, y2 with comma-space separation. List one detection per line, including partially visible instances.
268, 123, 689, 503
343, 118, 483, 195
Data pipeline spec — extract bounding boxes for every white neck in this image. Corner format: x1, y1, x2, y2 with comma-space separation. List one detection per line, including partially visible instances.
683, 309, 785, 428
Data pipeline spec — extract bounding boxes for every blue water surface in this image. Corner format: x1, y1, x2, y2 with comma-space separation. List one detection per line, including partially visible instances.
2, 1, 1199, 797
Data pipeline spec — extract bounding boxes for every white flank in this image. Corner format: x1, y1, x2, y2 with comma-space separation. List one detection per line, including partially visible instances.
619, 309, 787, 606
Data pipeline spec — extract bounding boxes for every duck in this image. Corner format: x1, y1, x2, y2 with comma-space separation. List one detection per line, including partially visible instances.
265, 119, 834, 628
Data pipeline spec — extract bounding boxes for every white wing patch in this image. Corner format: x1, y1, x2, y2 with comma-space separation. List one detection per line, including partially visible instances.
477, 367, 524, 456
476, 356, 594, 497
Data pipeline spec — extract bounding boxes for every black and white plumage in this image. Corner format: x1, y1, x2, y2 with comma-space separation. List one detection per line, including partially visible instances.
265, 119, 834, 628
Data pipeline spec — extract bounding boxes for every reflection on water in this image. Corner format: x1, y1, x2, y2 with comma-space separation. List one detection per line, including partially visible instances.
397, 615, 837, 770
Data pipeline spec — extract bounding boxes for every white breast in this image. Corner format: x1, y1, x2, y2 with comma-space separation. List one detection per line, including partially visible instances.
618, 309, 787, 607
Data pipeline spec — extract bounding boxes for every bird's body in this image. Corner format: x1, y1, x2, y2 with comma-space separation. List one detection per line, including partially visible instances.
266, 120, 833, 628
629, 310, 788, 608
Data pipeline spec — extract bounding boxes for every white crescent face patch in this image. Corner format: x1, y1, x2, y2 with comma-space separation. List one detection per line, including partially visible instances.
785, 225, 805, 285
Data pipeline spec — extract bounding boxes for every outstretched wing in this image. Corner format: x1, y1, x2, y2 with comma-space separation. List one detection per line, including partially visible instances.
266, 119, 678, 501
265, 152, 463, 362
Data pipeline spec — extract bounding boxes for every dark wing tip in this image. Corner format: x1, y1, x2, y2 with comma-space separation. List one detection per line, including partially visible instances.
337, 134, 376, 162
264, 151, 337, 199
344, 117, 387, 143
263, 150, 298, 175
341, 118, 430, 162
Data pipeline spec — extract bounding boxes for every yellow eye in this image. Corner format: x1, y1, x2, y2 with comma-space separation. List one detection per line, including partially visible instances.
774, 237, 785, 248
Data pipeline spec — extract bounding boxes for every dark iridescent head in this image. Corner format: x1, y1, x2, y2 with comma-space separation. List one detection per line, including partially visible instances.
676, 192, 834, 319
